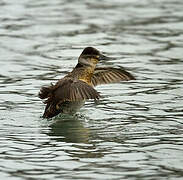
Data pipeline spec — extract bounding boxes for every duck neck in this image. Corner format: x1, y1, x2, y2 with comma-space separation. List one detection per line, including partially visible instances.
74, 63, 96, 85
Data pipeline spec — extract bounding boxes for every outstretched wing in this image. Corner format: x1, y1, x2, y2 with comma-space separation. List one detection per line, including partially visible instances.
39, 78, 100, 102
91, 67, 135, 86
39, 78, 100, 118
52, 78, 100, 102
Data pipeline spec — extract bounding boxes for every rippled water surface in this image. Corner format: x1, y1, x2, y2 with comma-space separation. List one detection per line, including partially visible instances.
0, 0, 183, 179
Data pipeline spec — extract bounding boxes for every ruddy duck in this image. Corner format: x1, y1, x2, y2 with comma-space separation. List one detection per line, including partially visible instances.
39, 47, 135, 118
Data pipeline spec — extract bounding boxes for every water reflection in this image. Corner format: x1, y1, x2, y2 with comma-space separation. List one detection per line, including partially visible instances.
45, 115, 104, 159
47, 115, 90, 143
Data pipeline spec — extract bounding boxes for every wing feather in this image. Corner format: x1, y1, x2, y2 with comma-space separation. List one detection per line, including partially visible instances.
91, 67, 135, 86
39, 78, 100, 118
51, 78, 100, 103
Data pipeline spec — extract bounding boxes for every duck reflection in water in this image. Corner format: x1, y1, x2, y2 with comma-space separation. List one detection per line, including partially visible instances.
39, 47, 135, 118
48, 114, 89, 143
47, 115, 104, 159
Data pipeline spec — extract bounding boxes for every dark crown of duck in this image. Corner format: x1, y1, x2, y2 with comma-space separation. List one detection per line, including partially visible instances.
81, 47, 100, 56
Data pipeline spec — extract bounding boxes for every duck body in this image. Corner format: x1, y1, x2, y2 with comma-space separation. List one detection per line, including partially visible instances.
39, 47, 135, 118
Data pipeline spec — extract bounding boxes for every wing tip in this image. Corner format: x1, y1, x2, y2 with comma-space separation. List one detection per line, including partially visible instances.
39, 86, 50, 99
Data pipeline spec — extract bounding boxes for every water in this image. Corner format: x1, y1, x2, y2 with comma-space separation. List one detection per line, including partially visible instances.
0, 0, 183, 179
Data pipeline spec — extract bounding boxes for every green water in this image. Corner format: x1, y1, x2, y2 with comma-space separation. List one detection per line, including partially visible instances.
0, 0, 183, 179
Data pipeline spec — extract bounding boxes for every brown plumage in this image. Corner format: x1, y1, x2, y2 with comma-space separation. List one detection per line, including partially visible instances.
91, 67, 135, 86
39, 47, 135, 118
